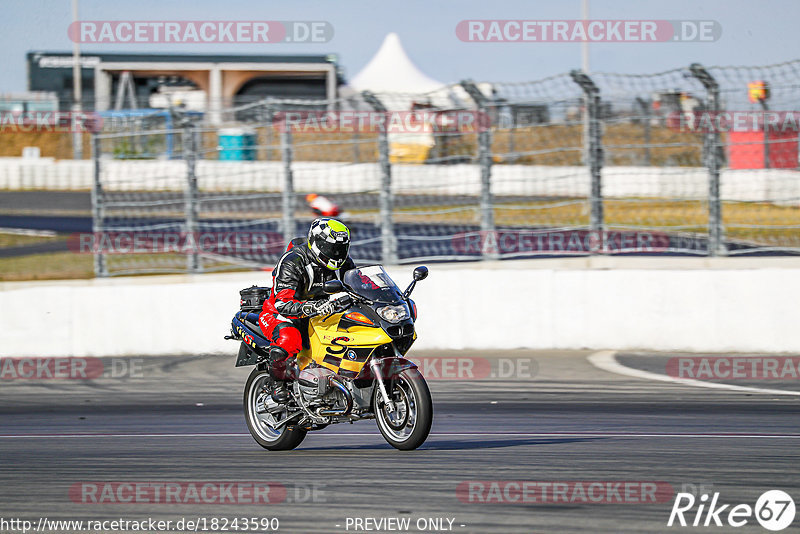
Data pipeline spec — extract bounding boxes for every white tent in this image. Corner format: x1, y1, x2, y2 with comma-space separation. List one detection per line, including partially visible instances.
346, 33, 494, 162
347, 33, 482, 111
350, 32, 444, 94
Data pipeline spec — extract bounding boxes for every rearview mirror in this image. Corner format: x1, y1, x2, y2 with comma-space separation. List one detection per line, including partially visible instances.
323, 280, 344, 294
404, 266, 429, 298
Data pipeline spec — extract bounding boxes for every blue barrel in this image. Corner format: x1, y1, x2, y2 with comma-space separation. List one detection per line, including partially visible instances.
218, 127, 257, 161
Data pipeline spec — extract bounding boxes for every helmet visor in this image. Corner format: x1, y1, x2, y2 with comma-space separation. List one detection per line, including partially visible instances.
316, 239, 349, 268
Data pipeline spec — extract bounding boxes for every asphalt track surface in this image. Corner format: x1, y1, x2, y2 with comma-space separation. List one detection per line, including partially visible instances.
1, 350, 799, 534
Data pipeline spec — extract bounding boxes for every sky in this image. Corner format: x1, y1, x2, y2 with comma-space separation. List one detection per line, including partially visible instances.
2, 0, 800, 92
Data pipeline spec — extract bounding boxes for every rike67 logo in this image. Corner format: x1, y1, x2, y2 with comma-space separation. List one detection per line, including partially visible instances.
668, 490, 795, 531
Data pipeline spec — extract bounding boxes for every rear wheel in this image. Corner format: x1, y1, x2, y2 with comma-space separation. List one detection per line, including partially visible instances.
243, 367, 306, 451
374, 368, 432, 450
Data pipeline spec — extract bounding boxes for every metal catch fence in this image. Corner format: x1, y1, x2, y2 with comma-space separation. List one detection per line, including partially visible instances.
90, 60, 800, 276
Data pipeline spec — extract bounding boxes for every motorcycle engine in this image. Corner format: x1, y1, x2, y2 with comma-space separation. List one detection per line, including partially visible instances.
298, 367, 336, 400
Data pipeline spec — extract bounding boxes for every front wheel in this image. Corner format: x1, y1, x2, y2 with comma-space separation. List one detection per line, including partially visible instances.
243, 367, 306, 451
373, 367, 433, 450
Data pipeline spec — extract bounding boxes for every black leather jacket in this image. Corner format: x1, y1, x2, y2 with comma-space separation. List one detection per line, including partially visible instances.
264, 237, 356, 319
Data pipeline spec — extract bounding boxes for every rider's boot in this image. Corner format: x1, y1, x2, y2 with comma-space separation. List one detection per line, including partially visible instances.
268, 347, 291, 404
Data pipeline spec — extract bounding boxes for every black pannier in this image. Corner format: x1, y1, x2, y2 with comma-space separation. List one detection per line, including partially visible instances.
239, 286, 271, 312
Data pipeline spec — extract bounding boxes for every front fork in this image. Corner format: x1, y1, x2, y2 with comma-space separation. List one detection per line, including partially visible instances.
369, 353, 419, 414
370, 358, 394, 413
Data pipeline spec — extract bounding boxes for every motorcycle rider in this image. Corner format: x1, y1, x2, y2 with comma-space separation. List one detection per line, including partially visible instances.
259, 218, 355, 402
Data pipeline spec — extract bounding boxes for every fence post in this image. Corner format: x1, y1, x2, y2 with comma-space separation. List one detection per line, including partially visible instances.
362, 91, 396, 264
635, 97, 652, 166
262, 102, 274, 162
461, 80, 497, 260
690, 63, 724, 257
349, 97, 361, 163
570, 70, 605, 254
759, 99, 770, 170
183, 123, 200, 273
279, 126, 296, 246
91, 134, 107, 277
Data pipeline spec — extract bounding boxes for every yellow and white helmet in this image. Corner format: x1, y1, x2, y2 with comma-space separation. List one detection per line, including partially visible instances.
307, 218, 351, 270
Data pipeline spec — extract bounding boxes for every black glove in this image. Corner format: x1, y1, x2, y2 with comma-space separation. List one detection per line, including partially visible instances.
302, 299, 336, 318
302, 293, 351, 317
329, 292, 352, 313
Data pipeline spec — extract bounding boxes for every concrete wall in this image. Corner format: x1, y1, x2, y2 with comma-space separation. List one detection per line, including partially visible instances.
2, 258, 799, 357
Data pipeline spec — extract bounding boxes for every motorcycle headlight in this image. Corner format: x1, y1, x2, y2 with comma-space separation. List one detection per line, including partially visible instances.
377, 304, 410, 324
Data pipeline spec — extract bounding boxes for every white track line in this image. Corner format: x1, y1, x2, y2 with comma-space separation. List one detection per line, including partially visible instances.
588, 350, 800, 396
0, 227, 57, 237
0, 432, 798, 439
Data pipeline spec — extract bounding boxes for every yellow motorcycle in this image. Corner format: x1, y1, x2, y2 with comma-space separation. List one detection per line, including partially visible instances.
229, 265, 432, 451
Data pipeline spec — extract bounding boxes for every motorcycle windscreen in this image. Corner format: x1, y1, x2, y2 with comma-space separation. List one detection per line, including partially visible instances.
343, 265, 404, 303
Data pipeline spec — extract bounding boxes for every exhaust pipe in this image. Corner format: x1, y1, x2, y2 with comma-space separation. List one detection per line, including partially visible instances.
316, 378, 353, 417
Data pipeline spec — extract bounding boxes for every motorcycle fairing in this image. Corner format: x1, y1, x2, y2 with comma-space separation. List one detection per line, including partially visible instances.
231, 303, 416, 372
295, 312, 393, 376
